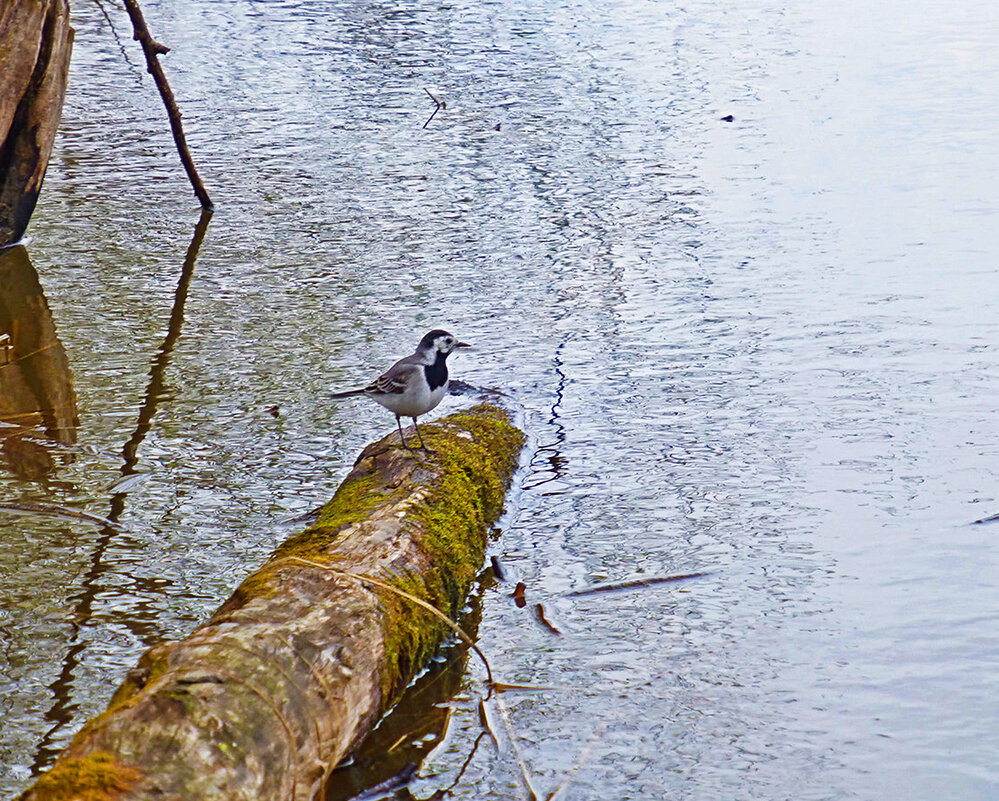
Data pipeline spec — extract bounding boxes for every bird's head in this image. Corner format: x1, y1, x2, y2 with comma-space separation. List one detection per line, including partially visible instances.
419, 329, 470, 357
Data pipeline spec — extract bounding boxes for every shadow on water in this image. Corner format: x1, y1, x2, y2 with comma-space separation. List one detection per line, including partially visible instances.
0, 245, 79, 481
325, 569, 494, 801
29, 208, 212, 773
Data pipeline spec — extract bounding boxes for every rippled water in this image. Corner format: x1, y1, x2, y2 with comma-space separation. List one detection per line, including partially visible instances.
2, 0, 998, 797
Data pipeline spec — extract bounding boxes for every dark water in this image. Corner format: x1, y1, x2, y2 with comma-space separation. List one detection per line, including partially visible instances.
2, 0, 998, 798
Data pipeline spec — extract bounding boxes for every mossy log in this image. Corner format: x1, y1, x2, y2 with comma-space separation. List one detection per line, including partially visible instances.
20, 403, 525, 801
0, 0, 74, 247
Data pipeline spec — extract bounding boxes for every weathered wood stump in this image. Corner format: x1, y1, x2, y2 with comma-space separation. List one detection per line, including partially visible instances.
0, 0, 73, 247
20, 404, 524, 801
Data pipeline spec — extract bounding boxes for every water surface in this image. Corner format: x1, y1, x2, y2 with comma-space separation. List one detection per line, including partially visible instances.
2, 0, 998, 798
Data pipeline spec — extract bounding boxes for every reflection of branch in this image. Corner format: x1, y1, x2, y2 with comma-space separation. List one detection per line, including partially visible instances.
545, 722, 606, 801
30, 210, 211, 776
122, 207, 211, 473
566, 571, 709, 597
120, 0, 213, 209
433, 730, 489, 797
494, 694, 540, 801
523, 340, 568, 491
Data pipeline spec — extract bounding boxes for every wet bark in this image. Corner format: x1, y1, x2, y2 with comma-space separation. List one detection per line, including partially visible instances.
20, 404, 524, 801
0, 0, 73, 247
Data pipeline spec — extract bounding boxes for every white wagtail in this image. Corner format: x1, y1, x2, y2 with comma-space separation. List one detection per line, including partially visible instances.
331, 329, 470, 449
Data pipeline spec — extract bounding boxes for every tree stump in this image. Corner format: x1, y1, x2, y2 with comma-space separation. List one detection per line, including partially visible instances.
0, 0, 73, 247
19, 404, 525, 801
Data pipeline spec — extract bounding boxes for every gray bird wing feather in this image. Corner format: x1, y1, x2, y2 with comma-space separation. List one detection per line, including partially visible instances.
365, 356, 423, 395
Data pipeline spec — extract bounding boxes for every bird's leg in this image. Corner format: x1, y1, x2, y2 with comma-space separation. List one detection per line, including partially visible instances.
395, 415, 410, 449
413, 418, 432, 451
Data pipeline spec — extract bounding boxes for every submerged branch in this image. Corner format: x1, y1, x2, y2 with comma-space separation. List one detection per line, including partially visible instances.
566, 571, 710, 597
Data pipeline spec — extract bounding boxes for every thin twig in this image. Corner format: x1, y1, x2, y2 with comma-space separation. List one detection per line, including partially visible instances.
0, 502, 123, 529
545, 722, 606, 801
423, 87, 445, 129
120, 0, 213, 208
566, 571, 710, 597
494, 693, 540, 801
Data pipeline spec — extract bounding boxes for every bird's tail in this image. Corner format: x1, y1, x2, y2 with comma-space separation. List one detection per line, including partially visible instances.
330, 388, 366, 399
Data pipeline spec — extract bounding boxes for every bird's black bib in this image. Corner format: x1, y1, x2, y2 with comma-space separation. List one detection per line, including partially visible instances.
424, 353, 448, 391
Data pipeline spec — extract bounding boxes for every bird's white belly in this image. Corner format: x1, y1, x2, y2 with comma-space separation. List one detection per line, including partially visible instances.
372, 380, 447, 418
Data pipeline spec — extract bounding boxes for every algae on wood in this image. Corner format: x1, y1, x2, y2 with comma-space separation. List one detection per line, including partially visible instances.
20, 403, 525, 801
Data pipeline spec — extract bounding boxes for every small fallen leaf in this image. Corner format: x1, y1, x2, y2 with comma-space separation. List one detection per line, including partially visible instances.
535, 604, 562, 636
512, 581, 526, 608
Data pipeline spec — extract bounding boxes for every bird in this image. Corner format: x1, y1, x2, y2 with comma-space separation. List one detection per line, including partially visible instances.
330, 329, 470, 450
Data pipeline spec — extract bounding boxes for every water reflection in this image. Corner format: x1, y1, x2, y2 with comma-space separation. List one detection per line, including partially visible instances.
29, 209, 211, 773
120, 208, 211, 476
0, 245, 78, 480
4, 0, 999, 796
522, 340, 568, 494
326, 572, 490, 801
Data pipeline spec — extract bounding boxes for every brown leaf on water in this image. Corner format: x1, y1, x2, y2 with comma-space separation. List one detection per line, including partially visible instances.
535, 604, 562, 636
512, 581, 527, 607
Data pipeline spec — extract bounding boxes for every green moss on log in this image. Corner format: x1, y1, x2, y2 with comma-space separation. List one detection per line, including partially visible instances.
377, 572, 448, 702
416, 403, 525, 605
20, 752, 142, 801
278, 472, 388, 558
224, 472, 392, 607
377, 403, 524, 703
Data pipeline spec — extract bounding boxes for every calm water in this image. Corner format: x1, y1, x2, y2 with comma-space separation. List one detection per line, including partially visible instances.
2, 0, 998, 798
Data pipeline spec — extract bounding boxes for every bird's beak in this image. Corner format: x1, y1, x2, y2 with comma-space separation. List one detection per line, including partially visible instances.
456, 341, 471, 349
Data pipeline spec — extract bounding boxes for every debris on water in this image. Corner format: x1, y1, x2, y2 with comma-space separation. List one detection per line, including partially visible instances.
535, 603, 562, 636
267, 404, 280, 418
490, 554, 508, 582
0, 502, 123, 529
512, 581, 527, 607
566, 572, 710, 597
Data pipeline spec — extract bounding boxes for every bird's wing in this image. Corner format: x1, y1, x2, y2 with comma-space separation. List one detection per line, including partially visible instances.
365, 359, 421, 395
